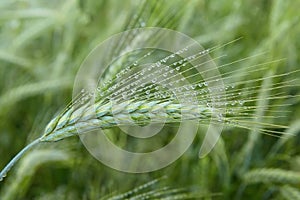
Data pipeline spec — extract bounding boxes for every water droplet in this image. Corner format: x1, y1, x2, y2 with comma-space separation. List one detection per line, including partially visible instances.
217, 113, 224, 122
145, 90, 150, 95
140, 21, 146, 27
176, 66, 180, 71
198, 83, 203, 88
204, 82, 208, 86
122, 93, 127, 100
238, 100, 245, 105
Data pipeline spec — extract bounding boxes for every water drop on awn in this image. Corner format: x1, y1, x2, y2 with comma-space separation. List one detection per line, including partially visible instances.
238, 100, 245, 105
140, 21, 146, 27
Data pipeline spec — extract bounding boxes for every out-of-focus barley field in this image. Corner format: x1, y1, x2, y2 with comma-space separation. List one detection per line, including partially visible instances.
0, 0, 299, 199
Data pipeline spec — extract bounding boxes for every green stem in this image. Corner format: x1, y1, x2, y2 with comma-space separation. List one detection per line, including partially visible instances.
0, 138, 41, 182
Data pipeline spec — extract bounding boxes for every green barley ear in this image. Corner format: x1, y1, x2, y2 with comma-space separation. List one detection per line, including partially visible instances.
280, 185, 300, 200
243, 168, 300, 184
0, 33, 299, 181
1, 37, 298, 181
103, 177, 220, 200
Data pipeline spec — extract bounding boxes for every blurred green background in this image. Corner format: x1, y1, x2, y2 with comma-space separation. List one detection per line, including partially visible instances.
0, 0, 299, 199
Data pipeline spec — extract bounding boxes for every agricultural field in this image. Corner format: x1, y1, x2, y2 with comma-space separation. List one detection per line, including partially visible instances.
0, 0, 299, 199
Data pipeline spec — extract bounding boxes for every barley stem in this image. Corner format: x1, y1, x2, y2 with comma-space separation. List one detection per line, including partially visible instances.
0, 138, 41, 181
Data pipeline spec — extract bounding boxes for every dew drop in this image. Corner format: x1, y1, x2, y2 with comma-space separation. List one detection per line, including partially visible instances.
176, 66, 180, 71
238, 100, 245, 105
184, 86, 190, 91
122, 92, 127, 100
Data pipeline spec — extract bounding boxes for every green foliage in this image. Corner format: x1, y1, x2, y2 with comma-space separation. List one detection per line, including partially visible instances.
0, 0, 299, 199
